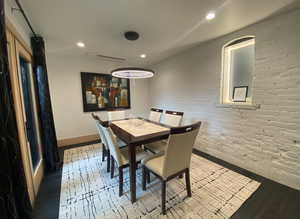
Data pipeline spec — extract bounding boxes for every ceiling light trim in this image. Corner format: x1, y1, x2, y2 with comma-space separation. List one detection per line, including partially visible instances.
111, 67, 154, 79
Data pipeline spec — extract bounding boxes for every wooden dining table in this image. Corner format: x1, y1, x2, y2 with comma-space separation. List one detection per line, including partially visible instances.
109, 118, 171, 203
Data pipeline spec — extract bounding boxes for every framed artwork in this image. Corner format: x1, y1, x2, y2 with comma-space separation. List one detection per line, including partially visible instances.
81, 72, 130, 112
233, 86, 248, 102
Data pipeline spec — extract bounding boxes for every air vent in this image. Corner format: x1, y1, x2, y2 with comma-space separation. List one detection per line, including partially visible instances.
86, 52, 126, 63
96, 54, 126, 62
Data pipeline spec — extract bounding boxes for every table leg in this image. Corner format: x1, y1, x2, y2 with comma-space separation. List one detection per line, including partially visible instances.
129, 143, 136, 203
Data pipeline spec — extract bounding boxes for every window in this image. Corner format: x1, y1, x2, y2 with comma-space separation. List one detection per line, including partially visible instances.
221, 36, 255, 104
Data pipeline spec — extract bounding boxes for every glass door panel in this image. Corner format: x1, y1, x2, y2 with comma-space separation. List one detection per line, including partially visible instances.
19, 56, 41, 169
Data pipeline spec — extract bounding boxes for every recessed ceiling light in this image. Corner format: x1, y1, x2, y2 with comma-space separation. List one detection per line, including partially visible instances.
77, 42, 85, 48
206, 12, 216, 20
140, 54, 147, 58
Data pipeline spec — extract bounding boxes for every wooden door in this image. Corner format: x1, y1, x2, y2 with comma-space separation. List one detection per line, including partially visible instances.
6, 30, 44, 205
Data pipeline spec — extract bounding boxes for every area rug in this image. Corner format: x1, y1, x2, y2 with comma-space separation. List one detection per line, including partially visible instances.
59, 144, 260, 219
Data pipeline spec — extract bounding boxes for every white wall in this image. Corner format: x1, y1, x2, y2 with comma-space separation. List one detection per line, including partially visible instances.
4, 0, 151, 142
47, 54, 150, 140
149, 9, 300, 190
5, 0, 32, 45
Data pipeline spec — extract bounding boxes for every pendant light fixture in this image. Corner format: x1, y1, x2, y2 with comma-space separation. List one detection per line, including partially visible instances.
111, 67, 154, 79
111, 31, 154, 79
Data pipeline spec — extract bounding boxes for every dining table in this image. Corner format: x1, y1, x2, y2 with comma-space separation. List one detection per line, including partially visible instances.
109, 117, 171, 203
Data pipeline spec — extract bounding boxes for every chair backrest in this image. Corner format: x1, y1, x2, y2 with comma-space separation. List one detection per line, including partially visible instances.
95, 121, 108, 148
107, 110, 126, 121
91, 113, 108, 149
149, 108, 163, 123
91, 113, 98, 120
100, 125, 123, 167
162, 110, 184, 127
162, 122, 201, 179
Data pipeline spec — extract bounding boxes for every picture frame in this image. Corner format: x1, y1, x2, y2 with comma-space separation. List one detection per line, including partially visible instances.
81, 72, 131, 112
232, 86, 248, 102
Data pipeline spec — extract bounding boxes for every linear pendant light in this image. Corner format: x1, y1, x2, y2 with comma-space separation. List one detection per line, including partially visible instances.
111, 67, 154, 79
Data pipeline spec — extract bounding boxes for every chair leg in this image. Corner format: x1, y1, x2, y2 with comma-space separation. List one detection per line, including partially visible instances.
102, 146, 105, 162
111, 156, 115, 178
142, 165, 146, 191
185, 168, 192, 197
162, 180, 166, 215
107, 150, 110, 173
119, 167, 123, 196
146, 170, 151, 183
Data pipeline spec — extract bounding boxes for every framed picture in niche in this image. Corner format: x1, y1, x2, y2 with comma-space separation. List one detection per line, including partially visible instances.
233, 86, 248, 102
81, 72, 131, 112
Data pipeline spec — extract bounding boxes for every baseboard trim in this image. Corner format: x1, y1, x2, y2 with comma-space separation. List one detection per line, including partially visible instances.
192, 148, 299, 191
58, 134, 100, 147
193, 148, 261, 180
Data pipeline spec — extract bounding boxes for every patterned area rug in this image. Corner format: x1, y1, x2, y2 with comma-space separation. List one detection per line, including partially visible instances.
59, 144, 260, 219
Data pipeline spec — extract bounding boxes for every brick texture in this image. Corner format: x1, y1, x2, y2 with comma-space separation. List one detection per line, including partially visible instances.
148, 9, 300, 190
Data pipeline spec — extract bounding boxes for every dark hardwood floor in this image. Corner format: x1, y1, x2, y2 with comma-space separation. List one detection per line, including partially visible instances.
34, 142, 300, 219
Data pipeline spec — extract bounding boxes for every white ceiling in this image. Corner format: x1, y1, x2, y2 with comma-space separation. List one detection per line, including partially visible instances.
17, 0, 300, 66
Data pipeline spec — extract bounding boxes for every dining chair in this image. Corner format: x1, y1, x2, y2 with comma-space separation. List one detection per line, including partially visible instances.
91, 113, 111, 172
107, 110, 126, 121
141, 121, 201, 215
162, 110, 184, 127
92, 113, 127, 173
145, 110, 184, 153
148, 108, 163, 123
100, 124, 150, 197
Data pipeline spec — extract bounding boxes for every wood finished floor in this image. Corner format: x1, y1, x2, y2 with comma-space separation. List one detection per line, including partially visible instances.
34, 142, 300, 219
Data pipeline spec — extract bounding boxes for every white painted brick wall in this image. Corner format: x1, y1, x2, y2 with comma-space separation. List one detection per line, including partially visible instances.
149, 9, 300, 190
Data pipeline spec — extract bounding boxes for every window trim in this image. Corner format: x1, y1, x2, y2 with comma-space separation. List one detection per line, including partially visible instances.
220, 36, 256, 106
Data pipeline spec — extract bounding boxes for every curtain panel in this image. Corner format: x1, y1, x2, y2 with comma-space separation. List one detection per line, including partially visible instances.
31, 36, 61, 172
0, 0, 34, 218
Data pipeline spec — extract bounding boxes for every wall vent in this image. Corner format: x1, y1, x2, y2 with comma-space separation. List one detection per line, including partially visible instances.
86, 52, 126, 63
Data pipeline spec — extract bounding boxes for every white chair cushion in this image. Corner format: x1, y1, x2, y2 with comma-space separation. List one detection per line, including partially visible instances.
119, 147, 151, 167
143, 154, 165, 177
116, 137, 127, 148
145, 140, 167, 153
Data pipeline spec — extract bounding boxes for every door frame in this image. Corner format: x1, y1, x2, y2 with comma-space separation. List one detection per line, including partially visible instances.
15, 37, 44, 190
6, 23, 44, 206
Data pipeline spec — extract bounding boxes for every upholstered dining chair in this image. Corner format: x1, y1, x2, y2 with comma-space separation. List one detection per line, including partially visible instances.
100, 124, 150, 197
148, 108, 163, 123
145, 110, 184, 153
92, 113, 111, 172
107, 110, 126, 121
141, 121, 201, 215
92, 113, 127, 173
162, 110, 184, 127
